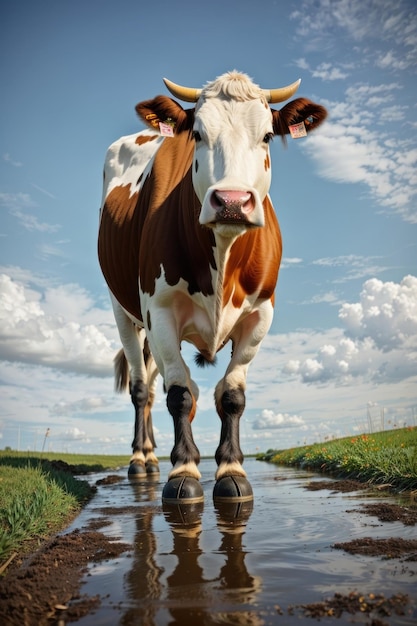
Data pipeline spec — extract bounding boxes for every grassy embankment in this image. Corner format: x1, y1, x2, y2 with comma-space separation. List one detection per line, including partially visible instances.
257, 426, 417, 492
0, 451, 130, 566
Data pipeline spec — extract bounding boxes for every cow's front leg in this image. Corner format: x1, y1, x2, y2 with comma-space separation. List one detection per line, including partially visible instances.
213, 305, 273, 501
215, 386, 246, 476
162, 384, 204, 503
213, 379, 253, 502
168, 385, 200, 477
144, 307, 203, 503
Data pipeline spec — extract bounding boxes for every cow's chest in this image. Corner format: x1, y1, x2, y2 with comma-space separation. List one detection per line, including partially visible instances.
142, 272, 262, 357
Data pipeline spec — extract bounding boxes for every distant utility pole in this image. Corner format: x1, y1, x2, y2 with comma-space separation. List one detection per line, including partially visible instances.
41, 428, 50, 454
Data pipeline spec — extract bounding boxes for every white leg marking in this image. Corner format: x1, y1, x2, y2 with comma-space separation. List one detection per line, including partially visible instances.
169, 462, 201, 480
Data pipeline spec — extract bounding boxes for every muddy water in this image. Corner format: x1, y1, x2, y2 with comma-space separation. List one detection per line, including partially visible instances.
67, 458, 416, 625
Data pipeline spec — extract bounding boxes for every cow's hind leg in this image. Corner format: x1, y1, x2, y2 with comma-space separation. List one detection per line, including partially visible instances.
143, 338, 159, 474
112, 297, 158, 477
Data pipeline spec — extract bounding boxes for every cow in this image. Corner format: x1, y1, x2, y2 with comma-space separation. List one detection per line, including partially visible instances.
98, 71, 327, 503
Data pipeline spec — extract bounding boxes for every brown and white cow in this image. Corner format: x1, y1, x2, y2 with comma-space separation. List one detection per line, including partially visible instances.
98, 71, 327, 503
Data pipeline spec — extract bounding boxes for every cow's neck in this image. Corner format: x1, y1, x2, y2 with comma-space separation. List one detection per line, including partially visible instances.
210, 231, 244, 327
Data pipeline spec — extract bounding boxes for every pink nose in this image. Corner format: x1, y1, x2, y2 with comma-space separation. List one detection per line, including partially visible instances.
211, 190, 254, 214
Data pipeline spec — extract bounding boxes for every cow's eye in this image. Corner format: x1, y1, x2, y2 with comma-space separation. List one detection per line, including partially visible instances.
263, 132, 274, 144
192, 130, 202, 142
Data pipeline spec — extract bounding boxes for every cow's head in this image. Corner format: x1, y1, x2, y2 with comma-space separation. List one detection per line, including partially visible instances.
136, 72, 327, 237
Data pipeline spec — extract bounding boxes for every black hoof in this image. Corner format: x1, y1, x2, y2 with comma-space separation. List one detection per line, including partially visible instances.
146, 463, 160, 475
213, 476, 253, 502
162, 476, 204, 503
128, 462, 147, 478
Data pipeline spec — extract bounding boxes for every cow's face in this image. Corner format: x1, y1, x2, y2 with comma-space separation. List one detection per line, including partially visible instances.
192, 94, 273, 233
136, 73, 327, 238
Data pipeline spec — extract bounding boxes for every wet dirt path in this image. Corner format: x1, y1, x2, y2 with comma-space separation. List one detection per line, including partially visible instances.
67, 458, 416, 625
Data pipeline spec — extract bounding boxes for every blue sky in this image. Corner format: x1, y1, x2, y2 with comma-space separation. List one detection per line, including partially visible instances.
1, 0, 416, 456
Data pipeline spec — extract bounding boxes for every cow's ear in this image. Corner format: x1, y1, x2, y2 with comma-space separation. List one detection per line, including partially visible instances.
271, 98, 327, 143
135, 96, 194, 134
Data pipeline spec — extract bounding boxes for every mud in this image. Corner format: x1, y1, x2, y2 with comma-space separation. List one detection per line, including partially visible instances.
1, 459, 416, 625
0, 529, 131, 625
305, 478, 370, 492
348, 502, 417, 525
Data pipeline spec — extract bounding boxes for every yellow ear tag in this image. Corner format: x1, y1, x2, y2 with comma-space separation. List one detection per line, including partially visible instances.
145, 113, 160, 129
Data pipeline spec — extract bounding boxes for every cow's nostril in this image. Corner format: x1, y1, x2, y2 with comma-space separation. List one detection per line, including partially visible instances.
212, 190, 253, 213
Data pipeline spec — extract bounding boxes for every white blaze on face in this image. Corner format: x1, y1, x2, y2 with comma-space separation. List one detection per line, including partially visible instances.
192, 96, 273, 229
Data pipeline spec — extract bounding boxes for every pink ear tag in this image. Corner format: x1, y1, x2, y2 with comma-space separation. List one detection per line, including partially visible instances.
289, 121, 307, 139
159, 122, 175, 137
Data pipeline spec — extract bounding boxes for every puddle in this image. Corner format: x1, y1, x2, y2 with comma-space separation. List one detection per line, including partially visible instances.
66, 458, 416, 625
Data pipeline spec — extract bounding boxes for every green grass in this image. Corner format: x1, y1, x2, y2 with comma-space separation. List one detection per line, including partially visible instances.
257, 427, 417, 492
0, 450, 131, 473
0, 451, 130, 564
0, 465, 81, 561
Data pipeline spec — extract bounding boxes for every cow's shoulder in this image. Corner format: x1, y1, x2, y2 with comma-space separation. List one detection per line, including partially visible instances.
103, 130, 163, 201
99, 131, 164, 321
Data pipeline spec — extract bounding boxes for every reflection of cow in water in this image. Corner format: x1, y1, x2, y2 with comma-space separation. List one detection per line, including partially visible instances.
98, 71, 327, 503
121, 480, 262, 626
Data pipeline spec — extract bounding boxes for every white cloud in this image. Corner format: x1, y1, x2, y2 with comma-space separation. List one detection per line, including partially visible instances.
306, 291, 341, 305
290, 0, 417, 64
294, 58, 348, 81
312, 254, 389, 282
65, 427, 90, 442
303, 83, 417, 223
345, 83, 402, 100
281, 257, 303, 269
376, 49, 414, 71
0, 192, 35, 211
0, 359, 134, 454
11, 208, 60, 233
0, 272, 416, 455
51, 396, 113, 417
0, 192, 60, 233
0, 273, 117, 375
253, 409, 305, 430
3, 153, 22, 167
289, 2, 417, 223
294, 57, 309, 71
312, 63, 348, 81
339, 275, 417, 350
37, 243, 67, 260
282, 275, 417, 384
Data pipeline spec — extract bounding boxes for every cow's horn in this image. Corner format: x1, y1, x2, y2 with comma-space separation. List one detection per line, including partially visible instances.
163, 78, 202, 102
265, 79, 301, 103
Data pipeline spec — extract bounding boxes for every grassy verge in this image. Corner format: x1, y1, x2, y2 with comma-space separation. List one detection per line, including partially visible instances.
257, 427, 417, 492
0, 450, 131, 472
0, 451, 130, 565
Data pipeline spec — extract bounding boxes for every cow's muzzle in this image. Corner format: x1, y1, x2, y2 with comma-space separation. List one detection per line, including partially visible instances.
210, 190, 255, 223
